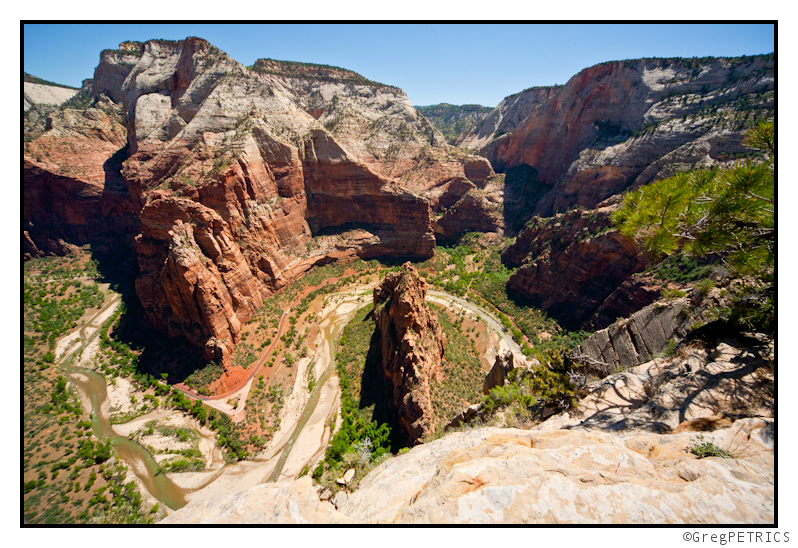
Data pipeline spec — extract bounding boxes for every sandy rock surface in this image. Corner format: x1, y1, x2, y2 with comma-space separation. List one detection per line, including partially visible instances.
24, 82, 78, 109
541, 339, 774, 435
160, 476, 351, 524
163, 421, 772, 524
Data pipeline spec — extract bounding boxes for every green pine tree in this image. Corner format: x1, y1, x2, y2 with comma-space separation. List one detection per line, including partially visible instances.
613, 121, 774, 280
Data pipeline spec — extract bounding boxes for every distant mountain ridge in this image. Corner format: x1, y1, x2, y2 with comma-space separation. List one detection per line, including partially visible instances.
415, 103, 492, 144
24, 72, 79, 90
248, 58, 396, 89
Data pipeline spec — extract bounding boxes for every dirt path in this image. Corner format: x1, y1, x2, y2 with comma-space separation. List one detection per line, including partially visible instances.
171, 273, 353, 405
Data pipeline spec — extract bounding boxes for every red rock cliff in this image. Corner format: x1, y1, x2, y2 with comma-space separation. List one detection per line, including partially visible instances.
503, 204, 648, 330
373, 263, 445, 444
468, 56, 774, 218
23, 105, 138, 262
113, 38, 446, 363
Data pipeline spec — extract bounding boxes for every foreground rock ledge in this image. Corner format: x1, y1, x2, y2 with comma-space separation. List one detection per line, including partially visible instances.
160, 421, 773, 524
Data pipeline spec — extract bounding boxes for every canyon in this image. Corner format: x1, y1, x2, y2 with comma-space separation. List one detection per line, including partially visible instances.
24, 38, 773, 356
23, 37, 775, 525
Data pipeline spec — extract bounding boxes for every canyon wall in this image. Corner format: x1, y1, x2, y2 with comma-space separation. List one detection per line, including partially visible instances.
113, 38, 454, 362
24, 38, 493, 363
502, 202, 649, 329
462, 55, 774, 221
23, 101, 139, 262
23, 40, 774, 365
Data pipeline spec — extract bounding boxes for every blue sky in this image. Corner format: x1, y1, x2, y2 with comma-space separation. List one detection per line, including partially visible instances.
24, 23, 774, 108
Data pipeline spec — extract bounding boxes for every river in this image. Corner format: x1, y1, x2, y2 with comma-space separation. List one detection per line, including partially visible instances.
56, 285, 512, 511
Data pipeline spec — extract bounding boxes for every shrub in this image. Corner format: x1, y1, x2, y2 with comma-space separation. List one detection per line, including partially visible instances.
689, 434, 732, 458
481, 383, 536, 415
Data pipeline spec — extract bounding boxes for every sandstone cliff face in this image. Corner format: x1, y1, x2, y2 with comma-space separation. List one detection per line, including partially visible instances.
92, 38, 463, 362
464, 56, 773, 218
92, 44, 143, 104
373, 263, 446, 444
26, 37, 488, 365
23, 102, 138, 261
503, 204, 648, 329
250, 58, 487, 199
23, 81, 79, 111
455, 86, 561, 150
568, 283, 738, 372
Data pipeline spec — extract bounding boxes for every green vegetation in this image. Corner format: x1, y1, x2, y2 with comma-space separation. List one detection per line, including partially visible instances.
689, 434, 733, 459
415, 103, 492, 143
100, 47, 142, 57
140, 423, 206, 473
478, 348, 579, 427
417, 234, 591, 355
316, 305, 395, 488
649, 252, 715, 284
614, 122, 774, 332
23, 250, 154, 524
24, 277, 104, 349
231, 342, 258, 369
428, 304, 486, 433
183, 360, 224, 395
60, 90, 93, 111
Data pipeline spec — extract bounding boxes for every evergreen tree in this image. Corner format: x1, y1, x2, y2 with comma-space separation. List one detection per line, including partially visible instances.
613, 121, 774, 281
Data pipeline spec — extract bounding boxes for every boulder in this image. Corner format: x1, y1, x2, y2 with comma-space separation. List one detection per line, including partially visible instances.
463, 156, 494, 185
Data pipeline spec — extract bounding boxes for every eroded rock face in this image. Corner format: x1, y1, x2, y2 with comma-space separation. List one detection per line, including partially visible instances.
23, 81, 78, 111
23, 103, 138, 261
547, 338, 773, 434
158, 476, 351, 524
463, 56, 773, 219
483, 350, 537, 395
463, 156, 494, 185
91, 38, 465, 361
455, 86, 561, 151
570, 297, 699, 372
503, 205, 647, 329
162, 420, 773, 524
373, 263, 445, 444
92, 44, 143, 104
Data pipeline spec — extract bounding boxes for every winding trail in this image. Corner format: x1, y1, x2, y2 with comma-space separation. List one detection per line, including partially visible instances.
427, 289, 522, 355
170, 273, 352, 405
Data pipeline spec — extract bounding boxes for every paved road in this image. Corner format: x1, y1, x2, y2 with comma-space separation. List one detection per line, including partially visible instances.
427, 289, 521, 355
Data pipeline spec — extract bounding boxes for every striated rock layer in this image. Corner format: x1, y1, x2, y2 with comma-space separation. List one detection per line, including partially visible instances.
373, 263, 446, 444
23, 102, 138, 261
113, 38, 441, 362
25, 37, 502, 364
503, 203, 648, 329
463, 55, 774, 221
